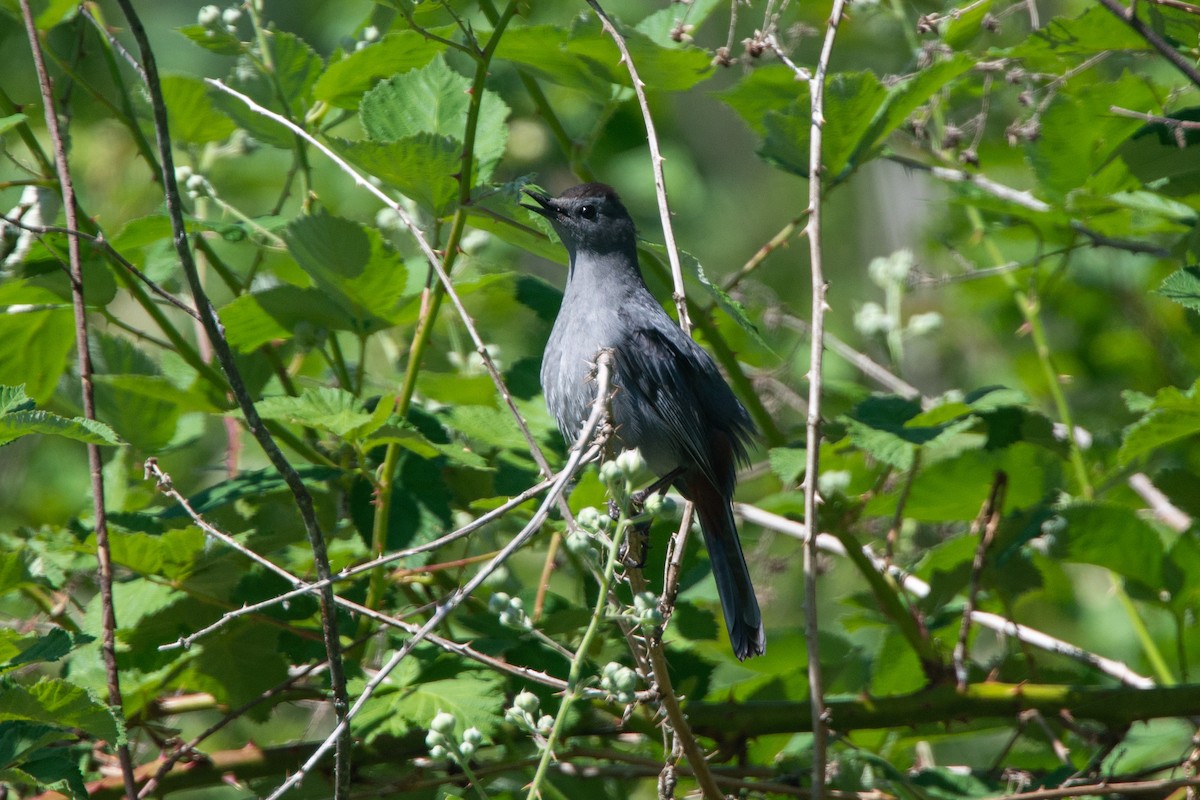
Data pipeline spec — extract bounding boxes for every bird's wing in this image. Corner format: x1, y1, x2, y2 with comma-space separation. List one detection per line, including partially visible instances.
617, 322, 753, 489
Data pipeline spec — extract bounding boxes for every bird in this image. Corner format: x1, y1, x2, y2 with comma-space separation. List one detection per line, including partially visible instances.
522, 182, 765, 660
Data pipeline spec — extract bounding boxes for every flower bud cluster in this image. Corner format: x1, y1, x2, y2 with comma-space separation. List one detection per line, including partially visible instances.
424, 711, 484, 762
601, 662, 639, 704
488, 592, 531, 629
504, 691, 554, 738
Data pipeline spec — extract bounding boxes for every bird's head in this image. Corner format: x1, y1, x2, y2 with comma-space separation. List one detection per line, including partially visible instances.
521, 182, 637, 257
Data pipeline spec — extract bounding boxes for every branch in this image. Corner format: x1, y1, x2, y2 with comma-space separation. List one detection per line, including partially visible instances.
736, 504, 1156, 689
685, 682, 1200, 738
108, 5, 353, 795
584, 0, 692, 332
17, 3, 138, 796
887, 155, 1172, 258
799, 0, 852, 791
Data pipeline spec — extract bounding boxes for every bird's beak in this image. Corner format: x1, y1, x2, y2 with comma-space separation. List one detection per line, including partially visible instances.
520, 188, 558, 219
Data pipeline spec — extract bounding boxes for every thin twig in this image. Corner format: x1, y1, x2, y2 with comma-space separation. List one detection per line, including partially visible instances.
17, 3, 139, 796
954, 472, 1008, 690
799, 0, 851, 792
584, 0, 692, 333
735, 503, 1156, 689
108, 4, 353, 795
263, 352, 616, 800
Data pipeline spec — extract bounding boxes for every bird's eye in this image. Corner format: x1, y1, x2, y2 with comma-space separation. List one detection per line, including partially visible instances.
579, 204, 597, 220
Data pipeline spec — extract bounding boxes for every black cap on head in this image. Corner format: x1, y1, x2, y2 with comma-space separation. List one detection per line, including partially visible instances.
521, 182, 636, 256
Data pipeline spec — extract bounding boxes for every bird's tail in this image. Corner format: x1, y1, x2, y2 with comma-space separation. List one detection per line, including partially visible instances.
692, 487, 766, 660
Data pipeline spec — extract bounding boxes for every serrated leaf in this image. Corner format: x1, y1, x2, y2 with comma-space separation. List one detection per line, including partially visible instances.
359, 56, 508, 183
1029, 72, 1158, 198
159, 465, 342, 517
718, 65, 805, 138
218, 285, 360, 352
0, 409, 121, 448
493, 25, 612, 94
635, 0, 724, 43
314, 31, 442, 108
1158, 266, 1200, 313
351, 669, 505, 742
255, 387, 375, 438
1054, 503, 1164, 587
1119, 380, 1200, 463
283, 211, 412, 327
0, 629, 92, 672
760, 72, 886, 179
854, 55, 974, 163
334, 135, 461, 216
564, 17, 713, 92
768, 447, 806, 485
159, 74, 236, 144
0, 678, 124, 744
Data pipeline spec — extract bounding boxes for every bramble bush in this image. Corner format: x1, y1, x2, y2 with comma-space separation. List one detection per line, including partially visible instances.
3, 0, 1200, 798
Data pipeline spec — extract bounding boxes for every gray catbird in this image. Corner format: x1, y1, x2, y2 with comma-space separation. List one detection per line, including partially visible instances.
522, 182, 766, 660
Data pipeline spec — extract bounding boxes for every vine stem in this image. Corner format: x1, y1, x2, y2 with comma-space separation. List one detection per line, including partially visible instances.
17, 4, 139, 797
525, 515, 630, 800
801, 0, 851, 793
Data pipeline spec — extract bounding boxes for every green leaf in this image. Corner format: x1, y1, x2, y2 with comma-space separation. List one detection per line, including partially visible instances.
210, 32, 322, 148
1011, 6, 1153, 70
1158, 266, 1200, 313
0, 629, 93, 672
0, 550, 36, 595
0, 310, 74, 404
313, 31, 442, 108
255, 387, 376, 439
283, 211, 412, 329
1053, 503, 1164, 587
359, 56, 508, 183
1029, 72, 1158, 198
0, 113, 27, 135
758, 72, 887, 179
768, 447, 806, 485
564, 17, 713, 92
177, 23, 244, 56
334, 135, 461, 217
1119, 380, 1200, 463
943, 0, 994, 49
854, 55, 974, 163
159, 465, 342, 517
0, 678, 124, 745
494, 25, 609, 94
351, 667, 505, 742
718, 65, 805, 138
0, 398, 121, 448
159, 74, 236, 144
218, 285, 360, 351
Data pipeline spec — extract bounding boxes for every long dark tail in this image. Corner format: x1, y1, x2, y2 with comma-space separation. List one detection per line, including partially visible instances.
691, 484, 766, 660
